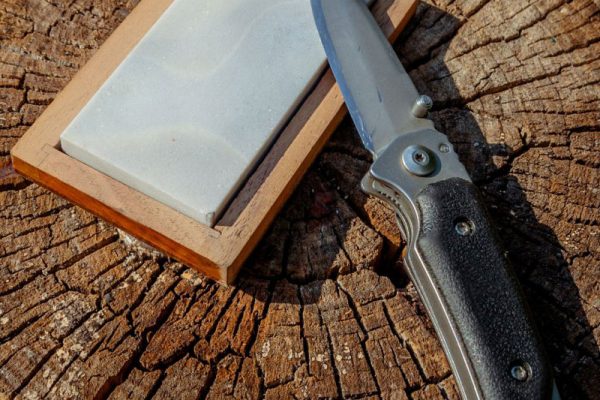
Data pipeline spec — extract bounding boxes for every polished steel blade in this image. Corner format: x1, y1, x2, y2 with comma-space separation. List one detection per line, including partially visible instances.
311, 0, 433, 157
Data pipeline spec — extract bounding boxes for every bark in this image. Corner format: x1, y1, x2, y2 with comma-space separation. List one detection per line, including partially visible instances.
0, 0, 598, 399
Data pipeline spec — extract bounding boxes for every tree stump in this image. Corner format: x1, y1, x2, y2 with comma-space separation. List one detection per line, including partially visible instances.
0, 0, 598, 399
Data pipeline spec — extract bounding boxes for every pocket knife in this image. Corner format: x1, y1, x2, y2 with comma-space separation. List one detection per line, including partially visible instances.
311, 1, 560, 398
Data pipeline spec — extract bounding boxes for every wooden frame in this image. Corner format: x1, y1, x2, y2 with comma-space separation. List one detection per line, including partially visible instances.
11, 0, 418, 284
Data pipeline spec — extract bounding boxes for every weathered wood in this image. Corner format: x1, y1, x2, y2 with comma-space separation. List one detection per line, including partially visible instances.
0, 0, 598, 399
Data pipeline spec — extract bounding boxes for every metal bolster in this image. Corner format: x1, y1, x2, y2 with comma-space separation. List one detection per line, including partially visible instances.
363, 128, 471, 225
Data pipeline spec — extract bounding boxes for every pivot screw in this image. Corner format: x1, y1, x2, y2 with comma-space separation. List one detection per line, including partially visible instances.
402, 145, 436, 176
412, 95, 433, 118
510, 363, 530, 382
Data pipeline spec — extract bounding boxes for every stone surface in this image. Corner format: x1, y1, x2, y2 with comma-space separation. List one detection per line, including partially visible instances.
60, 0, 327, 226
1, 0, 599, 399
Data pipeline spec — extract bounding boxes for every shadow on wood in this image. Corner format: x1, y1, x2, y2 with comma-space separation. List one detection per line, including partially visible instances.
236, 3, 600, 399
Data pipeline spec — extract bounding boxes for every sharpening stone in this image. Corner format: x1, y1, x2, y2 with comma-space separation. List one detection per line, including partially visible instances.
60, 0, 329, 226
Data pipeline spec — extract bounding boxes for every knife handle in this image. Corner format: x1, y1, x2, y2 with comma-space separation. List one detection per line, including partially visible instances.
408, 177, 553, 399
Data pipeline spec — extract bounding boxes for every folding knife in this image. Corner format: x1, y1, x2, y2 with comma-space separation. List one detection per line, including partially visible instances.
311, 1, 559, 399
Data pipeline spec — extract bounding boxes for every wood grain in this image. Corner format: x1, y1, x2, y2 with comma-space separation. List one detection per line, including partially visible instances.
1, 0, 598, 399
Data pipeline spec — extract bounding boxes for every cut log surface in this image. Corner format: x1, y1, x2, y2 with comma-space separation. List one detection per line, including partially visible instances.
0, 0, 598, 399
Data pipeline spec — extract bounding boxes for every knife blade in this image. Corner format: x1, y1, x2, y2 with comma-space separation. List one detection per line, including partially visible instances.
311, 1, 558, 399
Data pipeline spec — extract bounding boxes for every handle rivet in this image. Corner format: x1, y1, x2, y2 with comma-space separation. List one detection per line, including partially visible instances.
454, 218, 474, 236
402, 145, 436, 176
439, 143, 450, 153
412, 95, 433, 118
511, 364, 529, 382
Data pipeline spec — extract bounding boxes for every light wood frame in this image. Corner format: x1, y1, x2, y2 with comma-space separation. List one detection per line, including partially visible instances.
11, 0, 418, 284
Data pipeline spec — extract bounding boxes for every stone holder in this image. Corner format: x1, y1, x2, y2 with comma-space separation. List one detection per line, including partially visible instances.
11, 0, 417, 284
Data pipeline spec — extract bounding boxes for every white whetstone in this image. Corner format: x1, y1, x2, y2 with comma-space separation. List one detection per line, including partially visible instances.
60, 0, 328, 226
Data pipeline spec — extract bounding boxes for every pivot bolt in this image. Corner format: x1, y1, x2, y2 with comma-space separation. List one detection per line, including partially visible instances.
402, 145, 436, 176
412, 95, 433, 118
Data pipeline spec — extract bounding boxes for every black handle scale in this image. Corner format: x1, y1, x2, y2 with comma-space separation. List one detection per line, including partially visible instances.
415, 178, 553, 399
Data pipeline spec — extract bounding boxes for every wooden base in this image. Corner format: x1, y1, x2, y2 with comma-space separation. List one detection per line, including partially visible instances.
11, 0, 418, 284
